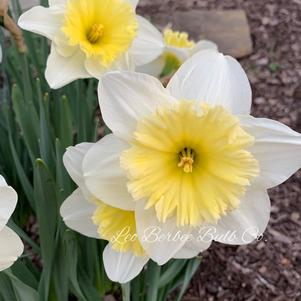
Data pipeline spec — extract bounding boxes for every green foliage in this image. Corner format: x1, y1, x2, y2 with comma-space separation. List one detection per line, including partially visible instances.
0, 1, 201, 300
268, 62, 281, 73
160, 53, 181, 78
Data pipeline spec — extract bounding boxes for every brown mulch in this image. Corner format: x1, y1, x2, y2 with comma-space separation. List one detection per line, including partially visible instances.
137, 0, 301, 300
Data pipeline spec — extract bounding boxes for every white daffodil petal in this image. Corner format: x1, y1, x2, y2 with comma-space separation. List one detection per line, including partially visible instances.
54, 43, 77, 58
0, 175, 7, 186
103, 244, 148, 283
135, 202, 191, 265
60, 189, 99, 239
167, 50, 252, 114
49, 0, 66, 6
18, 6, 64, 41
130, 16, 164, 66
63, 143, 94, 188
214, 188, 270, 245
45, 46, 91, 89
240, 115, 301, 189
173, 228, 212, 259
136, 55, 165, 77
53, 31, 77, 57
0, 182, 18, 231
84, 58, 109, 79
128, 0, 139, 9
165, 46, 190, 62
191, 40, 218, 56
85, 54, 134, 79
113, 54, 135, 71
83, 135, 135, 211
98, 71, 175, 141
0, 226, 24, 271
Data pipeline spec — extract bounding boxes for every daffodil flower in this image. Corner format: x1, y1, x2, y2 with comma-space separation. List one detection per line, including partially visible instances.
0, 175, 24, 271
60, 142, 149, 283
18, 0, 164, 89
80, 50, 301, 266
60, 141, 209, 283
137, 28, 217, 77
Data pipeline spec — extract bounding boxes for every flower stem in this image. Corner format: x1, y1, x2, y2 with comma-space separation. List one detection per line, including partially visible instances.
121, 282, 131, 301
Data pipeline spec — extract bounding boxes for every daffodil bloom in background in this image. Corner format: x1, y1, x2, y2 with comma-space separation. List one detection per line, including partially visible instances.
137, 28, 217, 77
81, 49, 301, 267
0, 175, 24, 271
60, 142, 210, 283
18, 0, 164, 89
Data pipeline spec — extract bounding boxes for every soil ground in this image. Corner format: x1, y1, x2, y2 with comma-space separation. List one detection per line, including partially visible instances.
137, 0, 301, 300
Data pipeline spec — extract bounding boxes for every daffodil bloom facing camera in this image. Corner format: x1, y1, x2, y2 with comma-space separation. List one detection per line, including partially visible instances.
81, 49, 301, 266
60, 141, 210, 283
18, 0, 164, 89
0, 175, 24, 271
137, 28, 217, 77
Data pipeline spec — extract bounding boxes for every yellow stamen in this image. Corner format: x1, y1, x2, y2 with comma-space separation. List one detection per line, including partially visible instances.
87, 24, 104, 44
178, 148, 195, 173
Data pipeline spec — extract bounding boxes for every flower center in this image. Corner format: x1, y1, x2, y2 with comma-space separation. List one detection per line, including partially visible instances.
61, 0, 138, 66
178, 148, 195, 173
87, 24, 104, 44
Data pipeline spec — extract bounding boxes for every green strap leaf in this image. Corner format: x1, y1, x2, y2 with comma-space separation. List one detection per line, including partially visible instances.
2, 270, 38, 301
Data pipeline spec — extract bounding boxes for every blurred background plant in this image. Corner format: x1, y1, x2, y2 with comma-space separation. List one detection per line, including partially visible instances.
0, 0, 200, 300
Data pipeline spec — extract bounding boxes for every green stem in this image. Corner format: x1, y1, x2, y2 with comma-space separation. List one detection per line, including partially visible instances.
121, 282, 131, 301
146, 261, 161, 301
